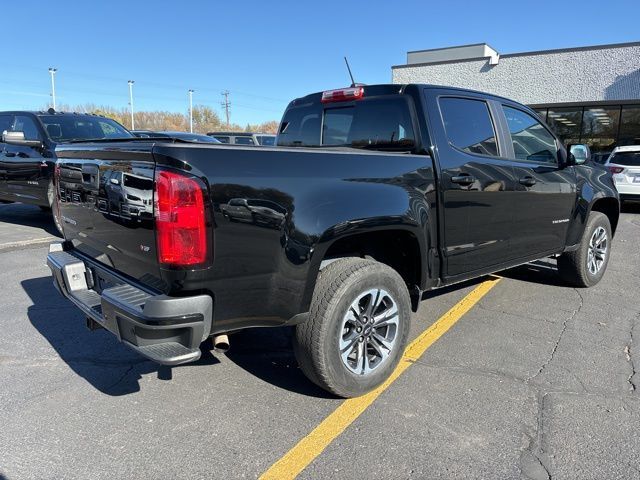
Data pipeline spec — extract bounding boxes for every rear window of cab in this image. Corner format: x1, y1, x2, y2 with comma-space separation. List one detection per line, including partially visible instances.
277, 96, 416, 152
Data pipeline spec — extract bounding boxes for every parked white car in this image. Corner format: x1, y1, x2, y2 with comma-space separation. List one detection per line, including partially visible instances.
605, 146, 640, 204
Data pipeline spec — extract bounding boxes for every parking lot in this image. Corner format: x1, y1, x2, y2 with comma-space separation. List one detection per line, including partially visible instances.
0, 201, 638, 480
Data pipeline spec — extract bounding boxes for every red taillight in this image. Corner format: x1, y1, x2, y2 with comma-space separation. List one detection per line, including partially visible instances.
608, 166, 624, 174
154, 170, 207, 267
321, 86, 364, 103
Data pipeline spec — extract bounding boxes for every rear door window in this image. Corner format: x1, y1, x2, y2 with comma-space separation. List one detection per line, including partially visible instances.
215, 136, 230, 143
438, 97, 498, 156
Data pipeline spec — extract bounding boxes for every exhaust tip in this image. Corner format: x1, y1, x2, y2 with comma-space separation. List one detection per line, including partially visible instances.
213, 334, 230, 353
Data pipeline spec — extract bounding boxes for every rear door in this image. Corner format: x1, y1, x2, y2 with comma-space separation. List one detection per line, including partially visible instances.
498, 104, 577, 257
424, 89, 517, 278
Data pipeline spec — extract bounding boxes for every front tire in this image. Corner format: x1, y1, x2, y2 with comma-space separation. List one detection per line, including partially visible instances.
558, 211, 611, 287
293, 258, 411, 398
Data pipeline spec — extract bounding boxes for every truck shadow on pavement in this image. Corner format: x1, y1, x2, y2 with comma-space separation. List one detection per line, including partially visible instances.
500, 259, 567, 286
0, 203, 61, 238
21, 275, 334, 398
21, 276, 221, 396
224, 327, 335, 398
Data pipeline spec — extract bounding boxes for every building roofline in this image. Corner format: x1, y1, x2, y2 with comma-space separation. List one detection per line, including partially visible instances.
406, 42, 498, 55
393, 40, 640, 70
529, 99, 640, 109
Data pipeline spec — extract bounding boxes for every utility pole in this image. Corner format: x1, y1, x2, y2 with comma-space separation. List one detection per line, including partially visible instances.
48, 68, 57, 110
128, 80, 135, 130
221, 90, 231, 127
188, 89, 195, 133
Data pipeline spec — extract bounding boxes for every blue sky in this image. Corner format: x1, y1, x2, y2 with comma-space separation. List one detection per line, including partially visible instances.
2, 0, 638, 126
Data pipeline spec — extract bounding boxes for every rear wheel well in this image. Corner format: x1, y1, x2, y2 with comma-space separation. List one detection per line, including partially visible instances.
591, 197, 619, 235
322, 230, 422, 308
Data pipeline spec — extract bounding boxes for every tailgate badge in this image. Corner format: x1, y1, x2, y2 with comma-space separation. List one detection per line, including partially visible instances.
140, 244, 150, 252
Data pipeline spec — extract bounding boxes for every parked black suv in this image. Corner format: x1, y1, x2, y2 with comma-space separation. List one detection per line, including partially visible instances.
47, 84, 619, 397
0, 110, 132, 232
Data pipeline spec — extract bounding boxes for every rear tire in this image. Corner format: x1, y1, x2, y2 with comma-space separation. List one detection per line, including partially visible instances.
558, 211, 611, 287
47, 181, 64, 236
293, 258, 411, 398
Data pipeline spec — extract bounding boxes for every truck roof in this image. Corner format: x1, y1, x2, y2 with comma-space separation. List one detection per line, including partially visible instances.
287, 83, 522, 107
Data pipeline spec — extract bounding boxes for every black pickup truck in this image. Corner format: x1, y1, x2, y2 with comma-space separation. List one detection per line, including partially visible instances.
46, 84, 619, 397
0, 110, 132, 232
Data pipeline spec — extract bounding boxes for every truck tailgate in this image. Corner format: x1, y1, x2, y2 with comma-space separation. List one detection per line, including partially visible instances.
55, 142, 163, 291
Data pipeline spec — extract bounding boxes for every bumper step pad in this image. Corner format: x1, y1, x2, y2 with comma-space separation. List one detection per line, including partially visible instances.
137, 342, 202, 365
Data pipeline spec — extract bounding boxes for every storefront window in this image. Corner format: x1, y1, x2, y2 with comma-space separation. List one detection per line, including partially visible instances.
580, 107, 620, 154
546, 108, 582, 147
619, 106, 640, 146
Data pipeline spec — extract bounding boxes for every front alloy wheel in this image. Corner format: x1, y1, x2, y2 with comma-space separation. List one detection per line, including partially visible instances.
587, 226, 608, 275
558, 211, 612, 287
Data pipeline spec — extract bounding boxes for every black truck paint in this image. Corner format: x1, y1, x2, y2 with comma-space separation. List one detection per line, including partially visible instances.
47, 84, 620, 396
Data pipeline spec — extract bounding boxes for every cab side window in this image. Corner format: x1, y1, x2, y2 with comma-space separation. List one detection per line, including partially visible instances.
503, 106, 558, 164
439, 97, 499, 156
0, 115, 13, 136
13, 115, 42, 141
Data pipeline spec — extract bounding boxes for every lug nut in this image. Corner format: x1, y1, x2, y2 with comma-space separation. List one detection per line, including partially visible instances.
356, 327, 362, 333
359, 336, 364, 342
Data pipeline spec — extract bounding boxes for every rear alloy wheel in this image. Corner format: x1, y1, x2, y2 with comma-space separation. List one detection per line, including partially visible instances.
293, 258, 411, 398
558, 211, 611, 287
338, 288, 400, 375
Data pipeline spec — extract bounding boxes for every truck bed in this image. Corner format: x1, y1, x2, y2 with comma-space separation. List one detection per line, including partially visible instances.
55, 140, 436, 333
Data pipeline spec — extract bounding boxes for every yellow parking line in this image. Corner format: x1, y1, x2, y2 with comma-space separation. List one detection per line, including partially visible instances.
260, 276, 502, 480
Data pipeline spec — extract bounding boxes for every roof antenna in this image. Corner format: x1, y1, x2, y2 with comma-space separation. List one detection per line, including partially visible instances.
344, 56, 356, 87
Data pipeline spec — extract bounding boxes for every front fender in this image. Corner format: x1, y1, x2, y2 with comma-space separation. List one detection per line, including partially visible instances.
565, 164, 619, 247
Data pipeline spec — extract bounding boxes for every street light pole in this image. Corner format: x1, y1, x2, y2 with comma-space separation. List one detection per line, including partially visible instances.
48, 68, 57, 110
188, 89, 194, 133
128, 80, 135, 130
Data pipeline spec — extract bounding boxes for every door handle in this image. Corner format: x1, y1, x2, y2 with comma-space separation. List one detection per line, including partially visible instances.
451, 174, 476, 186
519, 176, 536, 187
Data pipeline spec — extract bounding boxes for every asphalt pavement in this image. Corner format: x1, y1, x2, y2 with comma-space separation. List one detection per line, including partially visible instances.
0, 202, 639, 480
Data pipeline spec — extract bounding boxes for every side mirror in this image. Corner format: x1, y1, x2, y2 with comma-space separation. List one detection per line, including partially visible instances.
567, 144, 591, 165
2, 131, 43, 148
